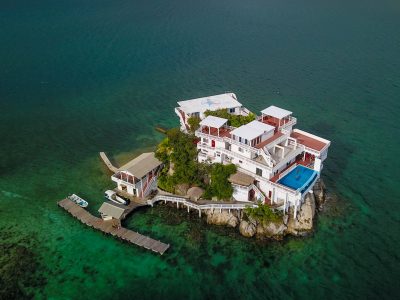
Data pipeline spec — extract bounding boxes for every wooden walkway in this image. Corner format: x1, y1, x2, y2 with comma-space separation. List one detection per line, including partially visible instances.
99, 152, 118, 173
58, 198, 170, 255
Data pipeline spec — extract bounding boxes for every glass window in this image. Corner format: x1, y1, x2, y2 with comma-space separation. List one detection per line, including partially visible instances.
256, 168, 263, 176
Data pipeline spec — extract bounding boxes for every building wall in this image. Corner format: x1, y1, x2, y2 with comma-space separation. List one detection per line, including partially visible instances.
232, 184, 250, 202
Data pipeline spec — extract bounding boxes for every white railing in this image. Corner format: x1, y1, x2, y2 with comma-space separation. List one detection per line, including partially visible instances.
111, 175, 139, 188
279, 117, 297, 130
148, 194, 257, 211
198, 143, 272, 171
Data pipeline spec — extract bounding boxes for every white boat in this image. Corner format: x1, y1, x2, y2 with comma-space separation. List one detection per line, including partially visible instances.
104, 190, 128, 205
68, 194, 88, 207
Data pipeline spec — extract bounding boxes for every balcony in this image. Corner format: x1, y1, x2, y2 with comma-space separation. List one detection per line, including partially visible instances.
112, 172, 139, 187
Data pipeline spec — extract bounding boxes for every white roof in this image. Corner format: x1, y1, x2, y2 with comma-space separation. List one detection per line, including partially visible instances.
177, 93, 242, 114
230, 121, 275, 141
119, 152, 162, 178
261, 105, 292, 119
98, 202, 125, 219
199, 116, 228, 128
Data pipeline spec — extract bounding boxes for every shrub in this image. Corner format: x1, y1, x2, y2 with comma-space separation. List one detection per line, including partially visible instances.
244, 203, 282, 224
155, 128, 204, 189
204, 163, 237, 200
204, 109, 256, 127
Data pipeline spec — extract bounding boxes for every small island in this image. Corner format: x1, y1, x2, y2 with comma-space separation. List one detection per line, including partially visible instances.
104, 92, 331, 240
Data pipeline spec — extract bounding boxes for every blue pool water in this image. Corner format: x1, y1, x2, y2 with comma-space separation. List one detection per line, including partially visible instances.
278, 165, 317, 192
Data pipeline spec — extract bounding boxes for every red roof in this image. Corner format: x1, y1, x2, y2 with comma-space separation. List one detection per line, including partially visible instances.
291, 132, 327, 151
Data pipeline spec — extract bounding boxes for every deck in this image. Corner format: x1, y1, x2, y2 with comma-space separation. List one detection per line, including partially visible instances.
99, 152, 119, 173
58, 198, 170, 255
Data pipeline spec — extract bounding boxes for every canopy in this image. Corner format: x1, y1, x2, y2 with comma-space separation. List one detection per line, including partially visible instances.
199, 116, 228, 128
261, 105, 292, 119
118, 152, 162, 178
231, 121, 275, 141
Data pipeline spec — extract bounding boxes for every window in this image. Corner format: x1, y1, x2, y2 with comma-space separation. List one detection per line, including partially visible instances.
239, 160, 243, 164
239, 137, 242, 143
238, 147, 244, 153
229, 108, 235, 113
245, 139, 248, 145
256, 168, 263, 177
203, 138, 208, 143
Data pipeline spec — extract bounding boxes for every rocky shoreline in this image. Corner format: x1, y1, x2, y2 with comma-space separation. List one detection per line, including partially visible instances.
204, 179, 327, 239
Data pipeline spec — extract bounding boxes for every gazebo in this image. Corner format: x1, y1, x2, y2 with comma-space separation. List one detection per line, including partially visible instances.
260, 105, 293, 128
198, 116, 229, 137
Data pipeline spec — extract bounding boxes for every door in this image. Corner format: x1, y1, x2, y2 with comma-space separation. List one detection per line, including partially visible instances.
211, 140, 215, 148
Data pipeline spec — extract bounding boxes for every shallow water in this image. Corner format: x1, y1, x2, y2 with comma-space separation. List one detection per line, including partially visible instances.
0, 0, 399, 299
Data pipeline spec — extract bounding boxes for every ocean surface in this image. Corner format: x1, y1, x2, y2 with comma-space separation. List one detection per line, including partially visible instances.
1, 0, 399, 298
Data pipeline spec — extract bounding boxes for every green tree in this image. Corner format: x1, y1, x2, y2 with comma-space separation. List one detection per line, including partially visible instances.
204, 163, 237, 200
204, 109, 255, 127
155, 128, 204, 190
187, 116, 201, 133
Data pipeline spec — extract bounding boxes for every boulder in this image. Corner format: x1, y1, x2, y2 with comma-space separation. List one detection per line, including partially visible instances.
239, 220, 256, 237
256, 221, 287, 238
186, 187, 204, 201
206, 209, 239, 228
175, 183, 189, 196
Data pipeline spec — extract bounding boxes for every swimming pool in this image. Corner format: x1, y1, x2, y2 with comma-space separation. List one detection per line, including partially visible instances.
278, 165, 318, 193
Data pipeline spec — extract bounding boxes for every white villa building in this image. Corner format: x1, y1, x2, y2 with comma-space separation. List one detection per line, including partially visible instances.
111, 152, 163, 199
175, 92, 251, 132
177, 94, 330, 218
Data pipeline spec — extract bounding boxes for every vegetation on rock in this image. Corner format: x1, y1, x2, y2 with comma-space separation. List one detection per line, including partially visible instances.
156, 128, 204, 193
203, 163, 237, 200
244, 203, 282, 224
204, 109, 256, 127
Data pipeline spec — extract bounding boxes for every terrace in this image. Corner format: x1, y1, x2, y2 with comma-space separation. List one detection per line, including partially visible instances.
291, 130, 328, 152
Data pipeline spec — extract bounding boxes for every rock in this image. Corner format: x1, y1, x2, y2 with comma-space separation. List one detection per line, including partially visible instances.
287, 193, 316, 235
186, 186, 204, 201
175, 183, 189, 196
206, 209, 239, 228
239, 220, 256, 237
283, 214, 289, 225
256, 221, 287, 238
313, 179, 326, 208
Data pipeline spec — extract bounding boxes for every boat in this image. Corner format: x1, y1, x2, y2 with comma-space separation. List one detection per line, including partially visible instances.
68, 194, 89, 207
104, 190, 128, 205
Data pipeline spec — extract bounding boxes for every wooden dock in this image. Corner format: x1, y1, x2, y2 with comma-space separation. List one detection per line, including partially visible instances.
58, 199, 170, 255
99, 152, 118, 173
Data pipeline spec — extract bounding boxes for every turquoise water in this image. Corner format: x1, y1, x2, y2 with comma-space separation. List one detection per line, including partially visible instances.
278, 165, 317, 191
1, 0, 400, 299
